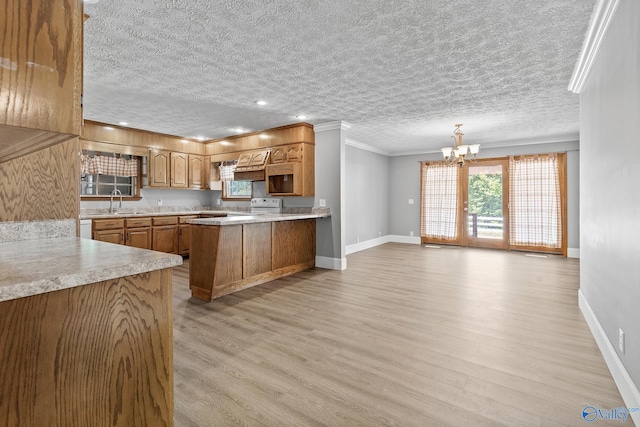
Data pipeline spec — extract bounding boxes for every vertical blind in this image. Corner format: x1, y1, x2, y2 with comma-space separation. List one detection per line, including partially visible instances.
509, 154, 562, 248
420, 162, 459, 240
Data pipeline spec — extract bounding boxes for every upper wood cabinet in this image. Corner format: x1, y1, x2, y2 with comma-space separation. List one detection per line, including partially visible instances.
149, 150, 171, 188
171, 152, 188, 188
266, 143, 314, 196
149, 150, 208, 190
270, 144, 302, 164
0, 0, 84, 163
188, 155, 204, 189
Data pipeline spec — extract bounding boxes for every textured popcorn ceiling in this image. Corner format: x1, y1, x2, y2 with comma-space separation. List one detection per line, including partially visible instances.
83, 0, 594, 155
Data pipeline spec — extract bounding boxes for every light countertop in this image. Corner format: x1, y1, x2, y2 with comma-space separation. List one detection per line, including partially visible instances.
187, 212, 330, 226
0, 237, 183, 303
79, 210, 228, 220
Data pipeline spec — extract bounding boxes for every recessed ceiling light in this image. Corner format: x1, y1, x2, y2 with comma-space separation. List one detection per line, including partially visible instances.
296, 114, 308, 120
255, 100, 268, 106
104, 126, 114, 130
118, 121, 128, 126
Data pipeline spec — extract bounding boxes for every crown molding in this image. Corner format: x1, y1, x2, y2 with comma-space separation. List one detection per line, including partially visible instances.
345, 138, 390, 156
313, 121, 352, 132
389, 136, 580, 157
568, 0, 621, 94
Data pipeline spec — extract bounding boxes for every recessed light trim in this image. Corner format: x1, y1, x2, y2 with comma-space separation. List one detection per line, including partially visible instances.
296, 114, 308, 120
255, 100, 268, 106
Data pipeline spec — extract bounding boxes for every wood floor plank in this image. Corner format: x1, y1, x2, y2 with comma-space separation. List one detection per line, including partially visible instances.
172, 243, 629, 426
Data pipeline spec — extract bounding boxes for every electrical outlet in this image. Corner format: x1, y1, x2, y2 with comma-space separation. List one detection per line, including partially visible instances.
157, 199, 163, 206
319, 199, 326, 207
216, 199, 221, 206
357, 236, 360, 243
619, 328, 625, 354
410, 231, 414, 237
408, 199, 414, 205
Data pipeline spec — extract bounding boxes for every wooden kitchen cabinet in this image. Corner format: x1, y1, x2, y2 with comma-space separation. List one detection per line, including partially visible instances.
171, 152, 188, 188
149, 150, 171, 187
92, 218, 125, 244
0, 0, 84, 163
152, 216, 179, 254
93, 228, 124, 245
270, 144, 302, 164
266, 142, 314, 196
126, 227, 152, 249
178, 216, 198, 256
124, 217, 152, 249
188, 155, 204, 189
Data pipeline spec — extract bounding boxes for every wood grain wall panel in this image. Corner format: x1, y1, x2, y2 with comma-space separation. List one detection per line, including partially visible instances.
272, 219, 316, 270
0, 138, 79, 222
0, 269, 174, 427
0, 0, 83, 135
243, 223, 272, 278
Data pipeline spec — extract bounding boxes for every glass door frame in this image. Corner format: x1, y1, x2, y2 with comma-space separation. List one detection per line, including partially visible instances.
460, 158, 510, 250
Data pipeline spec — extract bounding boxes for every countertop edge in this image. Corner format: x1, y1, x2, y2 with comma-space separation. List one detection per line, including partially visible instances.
187, 213, 331, 226
0, 238, 183, 303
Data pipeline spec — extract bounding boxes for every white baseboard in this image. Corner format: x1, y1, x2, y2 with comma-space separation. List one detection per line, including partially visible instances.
316, 256, 347, 270
345, 236, 390, 255
389, 235, 421, 245
568, 248, 580, 258
579, 289, 640, 424
345, 235, 421, 256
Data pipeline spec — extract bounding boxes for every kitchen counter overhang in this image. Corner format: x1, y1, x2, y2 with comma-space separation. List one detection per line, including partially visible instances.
0, 237, 182, 302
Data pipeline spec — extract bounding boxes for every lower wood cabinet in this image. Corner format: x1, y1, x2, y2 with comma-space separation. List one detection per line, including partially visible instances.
94, 228, 125, 245
178, 215, 198, 256
152, 216, 179, 254
92, 219, 125, 245
126, 227, 152, 249
93, 215, 195, 255
125, 217, 152, 249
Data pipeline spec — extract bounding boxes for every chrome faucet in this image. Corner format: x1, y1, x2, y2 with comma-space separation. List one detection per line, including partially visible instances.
110, 189, 123, 214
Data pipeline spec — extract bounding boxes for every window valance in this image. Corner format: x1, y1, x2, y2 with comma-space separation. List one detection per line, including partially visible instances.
80, 152, 139, 177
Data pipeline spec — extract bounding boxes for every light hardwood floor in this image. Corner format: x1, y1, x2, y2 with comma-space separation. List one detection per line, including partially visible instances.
172, 243, 629, 426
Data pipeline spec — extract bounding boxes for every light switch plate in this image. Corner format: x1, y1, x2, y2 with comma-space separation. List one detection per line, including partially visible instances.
319, 199, 326, 207
408, 199, 414, 204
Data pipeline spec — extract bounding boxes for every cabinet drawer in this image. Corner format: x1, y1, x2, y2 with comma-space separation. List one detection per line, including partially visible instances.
125, 217, 151, 228
178, 215, 199, 224
153, 216, 178, 226
93, 219, 125, 230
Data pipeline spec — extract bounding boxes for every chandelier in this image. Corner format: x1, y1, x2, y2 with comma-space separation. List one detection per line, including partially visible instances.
440, 124, 480, 166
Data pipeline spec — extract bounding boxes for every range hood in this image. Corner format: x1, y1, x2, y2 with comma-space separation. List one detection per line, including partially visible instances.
233, 149, 270, 181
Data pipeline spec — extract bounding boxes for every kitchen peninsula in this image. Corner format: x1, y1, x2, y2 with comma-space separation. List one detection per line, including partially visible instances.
188, 212, 329, 301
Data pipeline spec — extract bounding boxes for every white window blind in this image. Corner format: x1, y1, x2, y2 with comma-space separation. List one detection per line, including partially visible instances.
509, 154, 561, 248
420, 162, 459, 240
